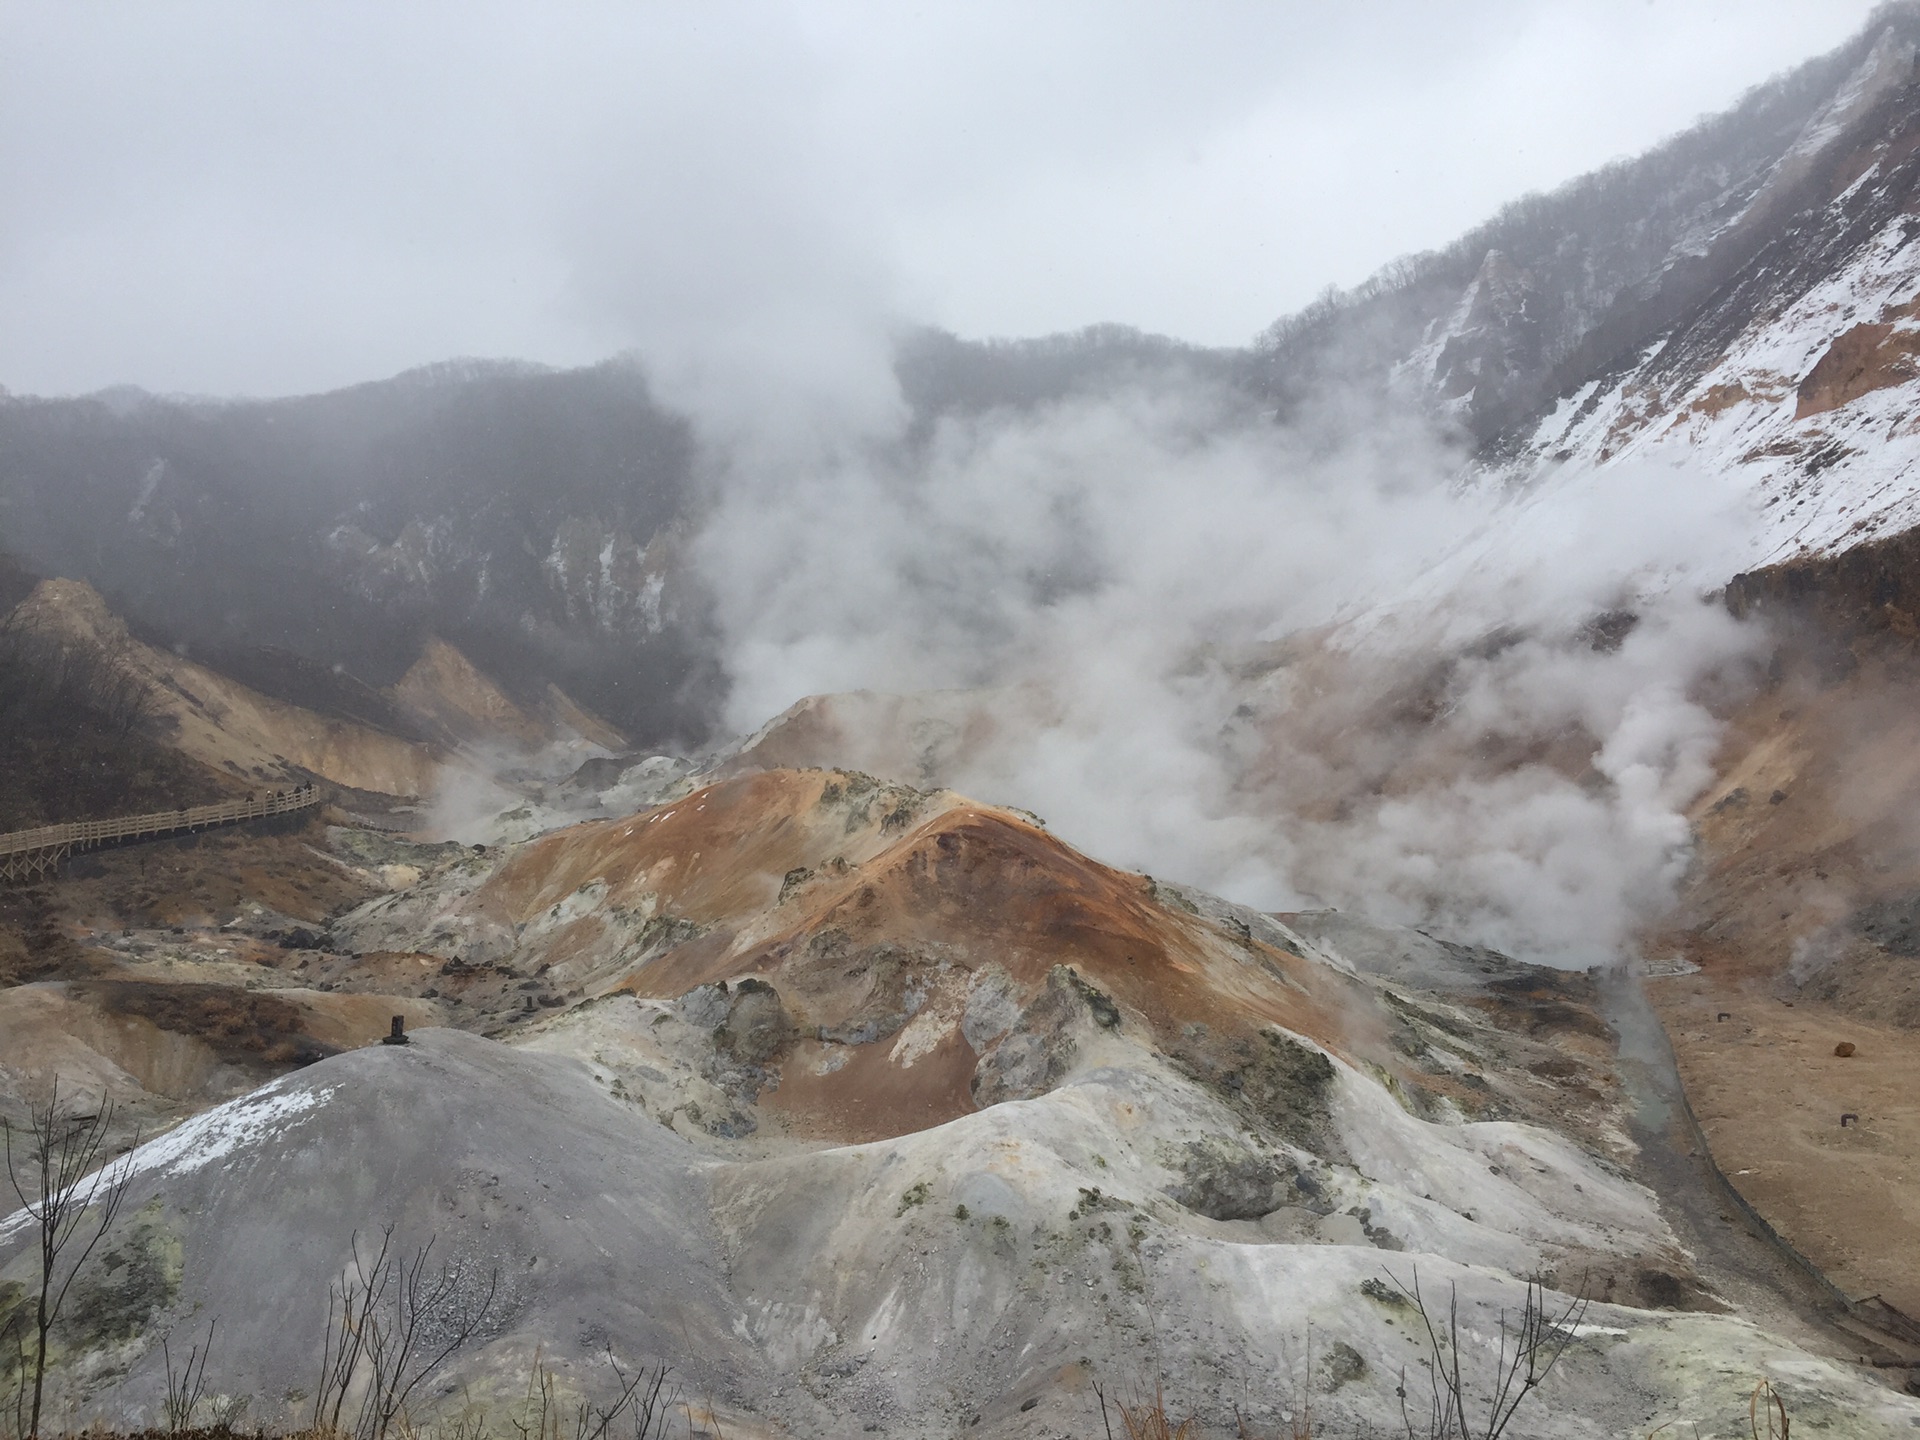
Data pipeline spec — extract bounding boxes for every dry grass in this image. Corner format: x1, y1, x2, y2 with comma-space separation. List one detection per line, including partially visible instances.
1094, 1380, 1199, 1440
84, 981, 335, 1070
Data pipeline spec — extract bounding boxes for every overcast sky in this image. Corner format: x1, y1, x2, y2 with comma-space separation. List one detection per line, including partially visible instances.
0, 0, 1887, 398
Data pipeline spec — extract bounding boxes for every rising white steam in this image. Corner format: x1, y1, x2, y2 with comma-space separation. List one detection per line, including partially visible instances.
690, 376, 1766, 968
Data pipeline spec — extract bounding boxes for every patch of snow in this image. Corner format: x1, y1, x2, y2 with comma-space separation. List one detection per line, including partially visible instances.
122, 1078, 333, 1183
0, 1078, 334, 1244
126, 459, 166, 525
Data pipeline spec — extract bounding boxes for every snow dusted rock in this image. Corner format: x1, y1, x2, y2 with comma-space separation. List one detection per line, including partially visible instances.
7, 1012, 1918, 1437
1522, 197, 1920, 567
0, 1029, 782, 1434
11, 769, 1918, 1435
1481, 22, 1920, 571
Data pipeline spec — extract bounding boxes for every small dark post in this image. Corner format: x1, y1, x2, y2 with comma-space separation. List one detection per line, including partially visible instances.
381, 1015, 410, 1046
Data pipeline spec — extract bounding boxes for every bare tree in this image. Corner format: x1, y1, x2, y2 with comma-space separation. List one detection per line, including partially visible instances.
3, 1310, 29, 1440
1748, 1378, 1789, 1440
1, 1078, 140, 1439
506, 1346, 676, 1440
1386, 1266, 1589, 1440
160, 1318, 217, 1437
312, 1225, 500, 1440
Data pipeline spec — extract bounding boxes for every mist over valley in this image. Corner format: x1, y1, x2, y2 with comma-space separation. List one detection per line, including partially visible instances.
7, 7, 1920, 1437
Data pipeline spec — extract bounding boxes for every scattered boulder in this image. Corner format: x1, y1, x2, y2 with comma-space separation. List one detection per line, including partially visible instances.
1169, 1136, 1287, 1220
715, 977, 795, 1065
1321, 1340, 1367, 1392
960, 967, 1021, 1051
1166, 1135, 1329, 1222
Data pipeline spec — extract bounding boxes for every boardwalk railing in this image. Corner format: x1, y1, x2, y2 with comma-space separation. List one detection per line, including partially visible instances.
0, 786, 324, 883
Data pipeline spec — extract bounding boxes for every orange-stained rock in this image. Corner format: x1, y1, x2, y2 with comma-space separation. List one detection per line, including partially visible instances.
1796, 308, 1920, 419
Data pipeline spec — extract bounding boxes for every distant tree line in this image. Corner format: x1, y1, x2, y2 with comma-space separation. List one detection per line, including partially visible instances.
0, 617, 216, 830
1250, 10, 1905, 438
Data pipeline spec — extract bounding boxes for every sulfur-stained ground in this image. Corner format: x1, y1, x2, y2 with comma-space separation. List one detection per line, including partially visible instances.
6, 768, 1920, 1438
1656, 633, 1920, 1338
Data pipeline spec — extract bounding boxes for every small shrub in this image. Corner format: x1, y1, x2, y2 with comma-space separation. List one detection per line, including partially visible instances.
1095, 1379, 1198, 1440
894, 1182, 931, 1217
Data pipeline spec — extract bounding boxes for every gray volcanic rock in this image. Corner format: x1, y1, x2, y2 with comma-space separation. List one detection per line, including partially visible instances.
8, 1011, 1920, 1437
11, 780, 1920, 1437
0, 1028, 773, 1432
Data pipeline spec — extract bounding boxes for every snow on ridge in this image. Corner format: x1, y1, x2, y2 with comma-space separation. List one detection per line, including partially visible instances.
1783, 27, 1916, 169
1474, 22, 1920, 576
0, 1077, 334, 1246
1523, 207, 1920, 570
122, 1078, 335, 1182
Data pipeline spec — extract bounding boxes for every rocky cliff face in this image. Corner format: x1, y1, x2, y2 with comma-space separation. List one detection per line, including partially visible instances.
0, 359, 716, 745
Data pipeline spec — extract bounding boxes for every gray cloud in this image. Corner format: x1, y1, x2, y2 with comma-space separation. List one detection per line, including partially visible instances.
0, 0, 1883, 397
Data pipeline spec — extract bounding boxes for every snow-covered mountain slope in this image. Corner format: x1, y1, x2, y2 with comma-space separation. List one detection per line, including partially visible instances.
1234, 10, 1920, 574
1516, 32, 1920, 567
1250, 15, 1920, 443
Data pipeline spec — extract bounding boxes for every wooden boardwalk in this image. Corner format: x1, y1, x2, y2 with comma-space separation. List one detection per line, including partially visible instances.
0, 786, 324, 883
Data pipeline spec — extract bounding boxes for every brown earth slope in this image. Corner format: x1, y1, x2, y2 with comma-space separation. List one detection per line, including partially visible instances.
8, 578, 443, 796
390, 635, 628, 751
0, 583, 625, 1144
0, 806, 464, 1140
1652, 532, 1920, 1317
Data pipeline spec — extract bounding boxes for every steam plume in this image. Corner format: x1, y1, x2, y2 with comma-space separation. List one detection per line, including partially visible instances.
689, 373, 1766, 968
